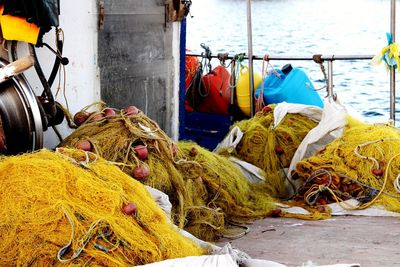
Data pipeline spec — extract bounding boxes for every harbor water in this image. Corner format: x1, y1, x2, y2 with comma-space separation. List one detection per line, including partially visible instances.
186, 0, 400, 123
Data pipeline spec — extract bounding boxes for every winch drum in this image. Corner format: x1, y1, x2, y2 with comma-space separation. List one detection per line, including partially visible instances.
0, 58, 43, 154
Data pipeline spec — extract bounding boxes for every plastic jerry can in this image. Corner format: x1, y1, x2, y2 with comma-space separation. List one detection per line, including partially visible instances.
236, 65, 262, 116
256, 64, 323, 108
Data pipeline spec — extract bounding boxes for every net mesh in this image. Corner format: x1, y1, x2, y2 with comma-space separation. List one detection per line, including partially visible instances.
292, 117, 400, 213
0, 148, 203, 266
61, 107, 277, 241
218, 106, 319, 198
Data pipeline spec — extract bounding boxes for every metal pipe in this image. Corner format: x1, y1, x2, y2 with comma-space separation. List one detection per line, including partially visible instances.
327, 60, 335, 99
390, 0, 396, 123
246, 0, 255, 116
186, 53, 374, 61
230, 60, 236, 105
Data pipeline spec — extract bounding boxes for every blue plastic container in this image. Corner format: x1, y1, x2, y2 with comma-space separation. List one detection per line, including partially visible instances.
255, 64, 323, 108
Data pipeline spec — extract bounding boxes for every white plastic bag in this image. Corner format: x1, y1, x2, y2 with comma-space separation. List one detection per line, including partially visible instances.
136, 254, 239, 267
286, 98, 349, 194
213, 126, 244, 153
228, 157, 266, 183
273, 102, 323, 128
145, 186, 173, 219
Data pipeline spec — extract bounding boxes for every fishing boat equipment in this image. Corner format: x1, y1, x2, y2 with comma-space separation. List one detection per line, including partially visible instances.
235, 64, 262, 116
185, 44, 211, 111
217, 104, 319, 198
186, 52, 374, 109
61, 105, 277, 241
0, 148, 204, 265
256, 62, 324, 108
196, 65, 231, 114
185, 44, 232, 115
0, 40, 67, 154
0, 58, 44, 154
291, 118, 400, 214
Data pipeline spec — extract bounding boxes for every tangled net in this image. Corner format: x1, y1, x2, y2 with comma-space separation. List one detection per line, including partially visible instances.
177, 142, 277, 239
61, 105, 277, 241
0, 148, 203, 266
218, 106, 319, 198
291, 117, 400, 213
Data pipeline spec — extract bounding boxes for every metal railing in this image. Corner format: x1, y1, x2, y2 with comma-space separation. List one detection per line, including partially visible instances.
186, 52, 374, 105
390, 0, 396, 122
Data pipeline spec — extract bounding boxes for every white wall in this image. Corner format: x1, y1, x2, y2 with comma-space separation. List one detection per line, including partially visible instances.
19, 0, 100, 148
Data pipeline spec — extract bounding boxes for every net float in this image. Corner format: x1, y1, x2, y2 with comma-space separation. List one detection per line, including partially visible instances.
371, 168, 384, 177
189, 147, 197, 157
73, 111, 90, 126
103, 107, 116, 118
270, 208, 281, 217
123, 106, 140, 116
121, 202, 137, 215
262, 106, 273, 113
75, 139, 92, 152
274, 145, 284, 155
132, 165, 150, 181
134, 144, 148, 160
88, 112, 104, 122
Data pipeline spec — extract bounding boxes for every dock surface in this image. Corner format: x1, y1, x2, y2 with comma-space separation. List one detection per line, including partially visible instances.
217, 216, 400, 267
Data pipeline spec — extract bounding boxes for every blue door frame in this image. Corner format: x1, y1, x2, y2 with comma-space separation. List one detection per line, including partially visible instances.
178, 18, 232, 150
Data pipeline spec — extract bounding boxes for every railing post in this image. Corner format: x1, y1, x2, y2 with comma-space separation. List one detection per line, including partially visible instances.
390, 0, 396, 124
246, 0, 255, 116
327, 60, 335, 99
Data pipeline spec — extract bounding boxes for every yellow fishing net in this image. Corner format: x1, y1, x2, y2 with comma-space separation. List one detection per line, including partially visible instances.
292, 117, 400, 213
218, 105, 319, 198
0, 148, 203, 266
61, 105, 277, 241
177, 142, 277, 240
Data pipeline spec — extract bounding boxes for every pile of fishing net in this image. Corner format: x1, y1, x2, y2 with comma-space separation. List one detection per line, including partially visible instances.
61, 104, 277, 241
217, 105, 319, 198
0, 148, 203, 266
291, 117, 400, 214
177, 142, 278, 239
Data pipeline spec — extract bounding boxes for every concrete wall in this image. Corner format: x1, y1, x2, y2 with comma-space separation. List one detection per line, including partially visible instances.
20, 0, 179, 148
98, 0, 179, 137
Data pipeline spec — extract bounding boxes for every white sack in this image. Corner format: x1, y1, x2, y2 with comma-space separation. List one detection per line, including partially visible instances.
229, 157, 266, 183
137, 254, 239, 267
286, 98, 349, 194
214, 126, 244, 153
145, 186, 173, 219
273, 102, 322, 128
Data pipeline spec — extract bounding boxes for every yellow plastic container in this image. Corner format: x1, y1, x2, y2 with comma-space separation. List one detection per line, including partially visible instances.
0, 6, 40, 45
236, 65, 262, 116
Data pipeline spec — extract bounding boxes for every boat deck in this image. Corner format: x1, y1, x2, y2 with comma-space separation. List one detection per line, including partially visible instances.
217, 216, 400, 267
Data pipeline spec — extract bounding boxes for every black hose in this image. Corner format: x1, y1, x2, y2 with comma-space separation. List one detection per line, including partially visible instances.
28, 43, 56, 117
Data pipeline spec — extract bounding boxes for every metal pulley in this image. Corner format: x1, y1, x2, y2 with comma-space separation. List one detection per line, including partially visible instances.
0, 27, 69, 155
0, 58, 44, 154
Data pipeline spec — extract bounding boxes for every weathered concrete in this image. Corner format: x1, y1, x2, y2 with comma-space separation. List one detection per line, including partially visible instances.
98, 0, 176, 135
217, 216, 400, 267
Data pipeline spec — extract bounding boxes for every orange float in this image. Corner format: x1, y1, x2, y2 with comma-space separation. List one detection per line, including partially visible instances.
197, 65, 231, 115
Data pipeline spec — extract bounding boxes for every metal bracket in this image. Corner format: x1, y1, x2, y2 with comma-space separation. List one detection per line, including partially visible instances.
165, 0, 187, 22
98, 1, 105, 30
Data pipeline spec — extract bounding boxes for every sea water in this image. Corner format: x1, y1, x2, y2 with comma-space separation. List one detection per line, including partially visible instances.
186, 0, 400, 124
